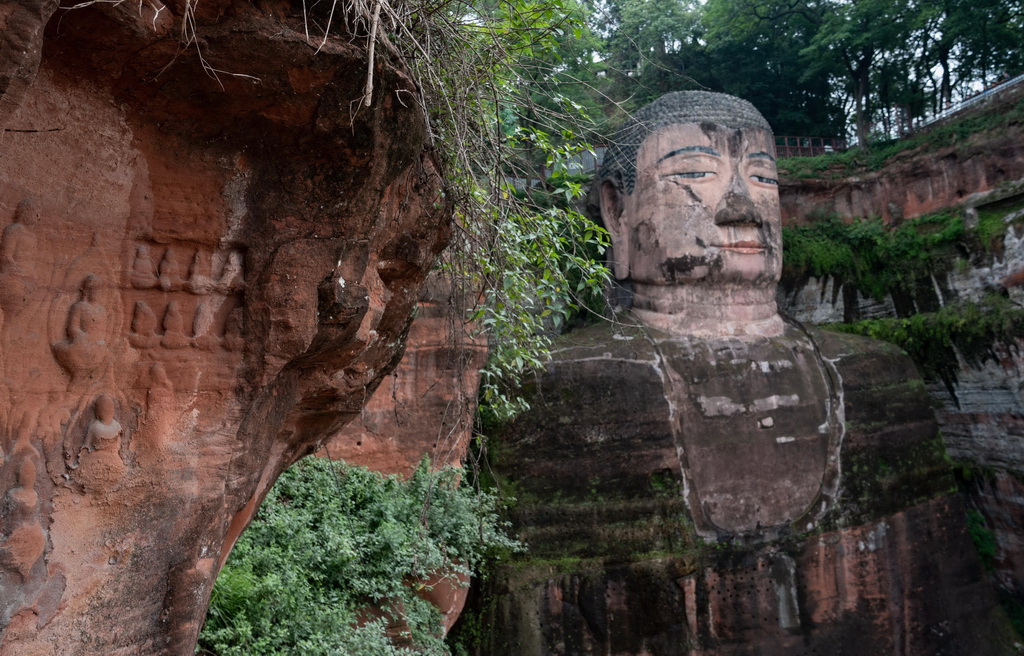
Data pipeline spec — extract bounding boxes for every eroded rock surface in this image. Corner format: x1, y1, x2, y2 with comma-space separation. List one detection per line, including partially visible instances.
324, 277, 487, 476
0, 4, 450, 653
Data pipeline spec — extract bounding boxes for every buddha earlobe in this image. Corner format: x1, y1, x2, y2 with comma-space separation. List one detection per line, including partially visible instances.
599, 180, 631, 280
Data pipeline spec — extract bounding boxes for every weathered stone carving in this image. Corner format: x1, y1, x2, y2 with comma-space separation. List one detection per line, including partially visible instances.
74, 394, 125, 489
480, 92, 1008, 654
0, 199, 39, 276
217, 250, 244, 294
191, 301, 219, 350
185, 250, 216, 294
593, 91, 835, 534
128, 300, 159, 349
160, 300, 190, 349
223, 306, 244, 353
158, 247, 183, 292
0, 3, 451, 650
129, 244, 159, 289
0, 199, 40, 319
1, 449, 46, 581
51, 274, 110, 380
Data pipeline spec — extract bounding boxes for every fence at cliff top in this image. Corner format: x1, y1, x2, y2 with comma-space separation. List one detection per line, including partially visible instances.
774, 136, 848, 158
915, 71, 1024, 132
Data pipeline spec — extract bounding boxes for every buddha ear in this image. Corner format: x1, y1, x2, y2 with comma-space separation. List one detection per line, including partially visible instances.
599, 180, 631, 280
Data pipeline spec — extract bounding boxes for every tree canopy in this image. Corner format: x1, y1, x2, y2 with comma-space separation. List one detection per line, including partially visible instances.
545, 0, 1024, 143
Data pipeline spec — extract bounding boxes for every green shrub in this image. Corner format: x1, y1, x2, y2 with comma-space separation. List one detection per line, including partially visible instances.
827, 294, 1024, 389
966, 508, 997, 573
782, 210, 963, 300
198, 458, 521, 655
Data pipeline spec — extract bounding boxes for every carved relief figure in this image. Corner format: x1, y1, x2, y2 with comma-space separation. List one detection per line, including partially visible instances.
0, 199, 39, 275
0, 198, 41, 317
185, 250, 216, 295
52, 274, 110, 379
217, 250, 244, 293
191, 301, 218, 350
158, 248, 183, 292
223, 306, 244, 352
160, 300, 190, 349
128, 301, 159, 349
129, 245, 158, 289
0, 450, 46, 580
74, 394, 125, 489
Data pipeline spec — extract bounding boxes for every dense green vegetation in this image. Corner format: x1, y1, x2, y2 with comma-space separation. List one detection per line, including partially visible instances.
782, 210, 965, 299
829, 294, 1024, 389
782, 198, 1024, 389
524, 0, 1024, 143
197, 459, 519, 655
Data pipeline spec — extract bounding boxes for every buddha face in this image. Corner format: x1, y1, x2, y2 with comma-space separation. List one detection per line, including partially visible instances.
601, 122, 781, 290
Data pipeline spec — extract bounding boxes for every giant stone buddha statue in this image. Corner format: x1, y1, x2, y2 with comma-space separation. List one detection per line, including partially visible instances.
476, 92, 1010, 655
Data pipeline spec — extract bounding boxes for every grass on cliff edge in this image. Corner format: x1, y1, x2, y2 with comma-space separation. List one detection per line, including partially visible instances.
197, 458, 521, 656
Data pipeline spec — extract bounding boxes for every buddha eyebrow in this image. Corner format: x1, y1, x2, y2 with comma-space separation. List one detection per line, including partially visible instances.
658, 145, 720, 163
747, 151, 776, 162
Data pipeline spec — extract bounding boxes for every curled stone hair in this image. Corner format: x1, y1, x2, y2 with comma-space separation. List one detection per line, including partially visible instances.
599, 91, 773, 195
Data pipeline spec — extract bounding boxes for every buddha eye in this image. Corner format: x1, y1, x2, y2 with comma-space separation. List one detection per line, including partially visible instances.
751, 175, 778, 185
667, 171, 714, 180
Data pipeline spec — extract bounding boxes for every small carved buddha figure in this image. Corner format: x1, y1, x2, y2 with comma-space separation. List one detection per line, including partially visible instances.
223, 306, 244, 352
129, 244, 159, 289
191, 301, 219, 350
217, 251, 244, 294
158, 248, 183, 292
0, 198, 39, 275
1, 451, 46, 580
185, 250, 216, 295
0, 198, 41, 317
128, 301, 159, 349
160, 300, 190, 349
52, 274, 109, 378
75, 394, 125, 489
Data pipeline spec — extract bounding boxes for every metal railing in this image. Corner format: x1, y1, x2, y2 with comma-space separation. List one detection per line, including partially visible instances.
774, 136, 848, 158
915, 71, 1024, 131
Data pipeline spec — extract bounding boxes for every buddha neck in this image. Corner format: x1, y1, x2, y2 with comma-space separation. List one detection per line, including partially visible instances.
630, 282, 784, 338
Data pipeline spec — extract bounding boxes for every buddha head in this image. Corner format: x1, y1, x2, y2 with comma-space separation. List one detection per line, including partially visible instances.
13, 198, 40, 226
95, 394, 116, 424
596, 92, 783, 336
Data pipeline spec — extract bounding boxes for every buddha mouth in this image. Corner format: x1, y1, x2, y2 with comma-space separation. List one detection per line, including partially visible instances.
716, 241, 765, 254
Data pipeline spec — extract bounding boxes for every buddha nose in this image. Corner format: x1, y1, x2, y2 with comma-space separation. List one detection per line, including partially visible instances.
714, 176, 760, 226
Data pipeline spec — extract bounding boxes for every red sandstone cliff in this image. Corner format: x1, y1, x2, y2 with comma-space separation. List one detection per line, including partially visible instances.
780, 84, 1024, 225
0, 2, 451, 653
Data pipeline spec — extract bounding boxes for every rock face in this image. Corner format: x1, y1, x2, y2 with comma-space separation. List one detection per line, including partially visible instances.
0, 4, 450, 654
479, 321, 1013, 654
779, 85, 1024, 225
777, 178, 1024, 610
324, 277, 488, 476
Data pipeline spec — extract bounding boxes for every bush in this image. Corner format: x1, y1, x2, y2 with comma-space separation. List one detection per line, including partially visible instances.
198, 458, 520, 655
